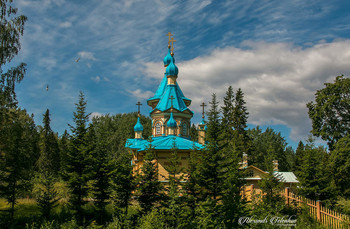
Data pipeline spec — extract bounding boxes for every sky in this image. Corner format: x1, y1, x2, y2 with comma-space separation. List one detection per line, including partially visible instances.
10, 0, 350, 149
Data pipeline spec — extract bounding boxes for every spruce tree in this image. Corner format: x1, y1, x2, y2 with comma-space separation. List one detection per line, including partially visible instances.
221, 86, 235, 145
220, 142, 247, 228
197, 94, 223, 202
163, 142, 184, 228
35, 109, 60, 220
190, 123, 198, 142
232, 88, 249, 154
63, 91, 92, 221
233, 88, 248, 134
110, 151, 133, 220
329, 135, 350, 199
0, 109, 38, 224
136, 142, 163, 214
181, 148, 201, 227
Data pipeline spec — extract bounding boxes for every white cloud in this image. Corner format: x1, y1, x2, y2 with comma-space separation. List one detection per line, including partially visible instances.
38, 57, 57, 71
143, 40, 350, 141
78, 51, 97, 61
90, 112, 103, 120
126, 89, 154, 100
59, 21, 72, 28
91, 76, 101, 83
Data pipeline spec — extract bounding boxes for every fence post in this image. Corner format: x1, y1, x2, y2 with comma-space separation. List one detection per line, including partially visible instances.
285, 187, 290, 205
316, 200, 321, 222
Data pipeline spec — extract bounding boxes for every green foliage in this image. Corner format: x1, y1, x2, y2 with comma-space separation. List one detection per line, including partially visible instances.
233, 88, 249, 135
248, 127, 292, 171
136, 143, 163, 215
63, 92, 93, 221
307, 75, 350, 150
0, 0, 27, 108
189, 123, 198, 142
221, 86, 235, 143
329, 135, 350, 199
137, 208, 166, 229
295, 137, 332, 201
0, 109, 39, 223
162, 143, 183, 227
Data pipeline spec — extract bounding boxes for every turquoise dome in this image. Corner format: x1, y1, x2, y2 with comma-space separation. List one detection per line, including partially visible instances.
134, 117, 144, 132
163, 47, 174, 67
200, 118, 205, 125
167, 112, 177, 127
166, 54, 178, 76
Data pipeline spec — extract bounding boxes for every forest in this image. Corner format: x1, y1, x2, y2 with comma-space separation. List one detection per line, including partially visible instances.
1, 1, 350, 228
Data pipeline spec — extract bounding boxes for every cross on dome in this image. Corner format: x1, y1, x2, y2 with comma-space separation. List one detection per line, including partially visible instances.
136, 101, 142, 116
200, 102, 207, 119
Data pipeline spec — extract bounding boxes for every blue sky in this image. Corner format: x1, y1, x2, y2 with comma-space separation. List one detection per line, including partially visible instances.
11, 0, 350, 149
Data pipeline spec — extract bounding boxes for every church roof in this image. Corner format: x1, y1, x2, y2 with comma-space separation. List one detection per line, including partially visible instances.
152, 84, 193, 113
125, 135, 204, 152
133, 117, 143, 131
147, 76, 191, 103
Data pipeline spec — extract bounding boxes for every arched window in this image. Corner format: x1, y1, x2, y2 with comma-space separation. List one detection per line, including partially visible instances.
182, 123, 187, 135
155, 122, 161, 135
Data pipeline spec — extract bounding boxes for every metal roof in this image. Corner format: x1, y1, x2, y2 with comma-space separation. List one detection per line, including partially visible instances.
274, 172, 299, 183
125, 135, 204, 152
152, 84, 193, 113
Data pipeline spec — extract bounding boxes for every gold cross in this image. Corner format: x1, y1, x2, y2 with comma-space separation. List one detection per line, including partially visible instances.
166, 32, 173, 46
169, 95, 175, 109
136, 101, 142, 115
200, 102, 207, 119
169, 37, 176, 54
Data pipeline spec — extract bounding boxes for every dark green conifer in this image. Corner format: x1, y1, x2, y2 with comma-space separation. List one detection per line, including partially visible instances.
63, 91, 92, 221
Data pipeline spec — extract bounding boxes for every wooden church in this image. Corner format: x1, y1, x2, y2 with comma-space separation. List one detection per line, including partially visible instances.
125, 33, 206, 181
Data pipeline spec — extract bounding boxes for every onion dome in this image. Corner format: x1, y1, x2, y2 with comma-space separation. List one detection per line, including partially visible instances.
200, 119, 205, 125
134, 117, 144, 131
163, 47, 174, 67
167, 112, 177, 127
165, 54, 178, 76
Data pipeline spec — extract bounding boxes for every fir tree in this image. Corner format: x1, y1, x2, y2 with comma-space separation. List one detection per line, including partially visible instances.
136, 142, 163, 214
0, 109, 38, 224
233, 88, 249, 134
35, 109, 60, 220
163, 142, 184, 228
221, 86, 235, 145
181, 146, 202, 228
110, 151, 133, 220
220, 142, 247, 228
198, 94, 223, 202
329, 135, 350, 199
63, 91, 92, 221
190, 123, 198, 142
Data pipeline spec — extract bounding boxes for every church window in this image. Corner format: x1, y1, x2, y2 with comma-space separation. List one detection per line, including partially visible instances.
155, 122, 161, 135
182, 123, 187, 135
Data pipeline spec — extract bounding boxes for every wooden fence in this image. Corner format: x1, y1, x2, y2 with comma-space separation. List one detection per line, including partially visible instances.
243, 185, 350, 228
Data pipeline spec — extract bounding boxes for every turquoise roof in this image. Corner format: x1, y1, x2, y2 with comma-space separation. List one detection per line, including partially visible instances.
163, 47, 174, 67
152, 84, 193, 113
125, 135, 204, 151
147, 75, 167, 101
165, 55, 178, 76
134, 117, 143, 131
167, 112, 177, 127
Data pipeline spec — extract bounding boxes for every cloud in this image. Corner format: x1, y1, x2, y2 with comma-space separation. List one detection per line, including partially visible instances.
143, 40, 350, 141
126, 89, 154, 100
90, 112, 103, 120
91, 76, 101, 83
59, 21, 72, 28
78, 51, 97, 61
